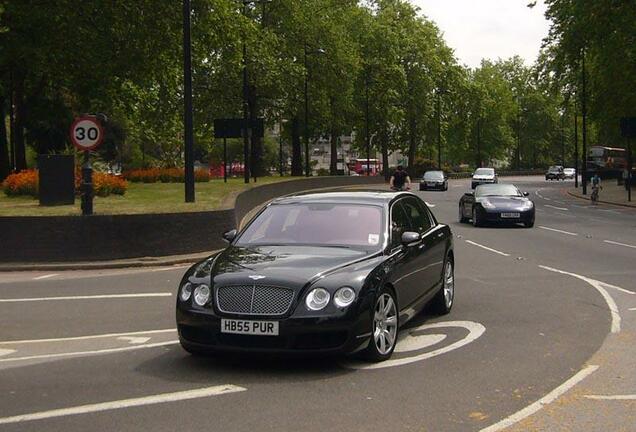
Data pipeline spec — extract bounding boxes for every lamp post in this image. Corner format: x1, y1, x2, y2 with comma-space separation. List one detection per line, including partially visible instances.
365, 71, 371, 176
581, 48, 588, 195
183, 0, 195, 202
303, 43, 326, 177
436, 88, 448, 170
574, 98, 579, 188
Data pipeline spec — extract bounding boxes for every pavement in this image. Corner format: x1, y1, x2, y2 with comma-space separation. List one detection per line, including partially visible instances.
568, 179, 636, 208
0, 176, 635, 431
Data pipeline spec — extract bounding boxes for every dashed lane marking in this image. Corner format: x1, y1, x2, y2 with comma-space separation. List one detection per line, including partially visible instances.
0, 329, 175, 345
0, 349, 16, 357
584, 394, 636, 401
0, 293, 172, 303
539, 265, 622, 333
604, 240, 636, 250
465, 240, 510, 257
0, 384, 246, 425
480, 365, 599, 432
539, 226, 578, 236
32, 273, 59, 280
545, 204, 569, 211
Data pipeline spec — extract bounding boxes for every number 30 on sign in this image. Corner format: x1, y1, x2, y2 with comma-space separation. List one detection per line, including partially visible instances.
70, 116, 104, 151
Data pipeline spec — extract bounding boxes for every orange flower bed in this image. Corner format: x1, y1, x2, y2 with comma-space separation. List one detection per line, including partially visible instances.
2, 169, 127, 197
124, 168, 209, 183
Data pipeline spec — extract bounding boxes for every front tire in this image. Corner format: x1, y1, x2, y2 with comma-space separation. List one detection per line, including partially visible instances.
362, 287, 399, 362
459, 205, 468, 223
431, 259, 454, 315
472, 207, 482, 227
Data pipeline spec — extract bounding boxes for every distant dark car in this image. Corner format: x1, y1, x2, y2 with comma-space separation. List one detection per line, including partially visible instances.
545, 165, 565, 181
420, 170, 448, 191
176, 191, 455, 362
471, 168, 498, 189
459, 184, 535, 228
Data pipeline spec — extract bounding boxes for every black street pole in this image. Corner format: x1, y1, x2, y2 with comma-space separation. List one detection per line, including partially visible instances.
365, 74, 370, 176
582, 49, 588, 195
279, 120, 283, 176
242, 3, 251, 184
183, 0, 195, 203
223, 137, 227, 183
561, 111, 565, 166
304, 44, 310, 177
476, 118, 482, 168
574, 99, 579, 188
437, 91, 442, 170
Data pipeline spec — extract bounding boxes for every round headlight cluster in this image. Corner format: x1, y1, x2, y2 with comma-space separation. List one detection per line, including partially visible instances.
334, 287, 356, 307
305, 288, 330, 311
179, 282, 193, 302
193, 284, 211, 306
305, 286, 356, 311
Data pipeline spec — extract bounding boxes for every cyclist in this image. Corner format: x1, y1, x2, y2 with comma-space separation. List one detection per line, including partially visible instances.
590, 172, 602, 204
390, 165, 412, 191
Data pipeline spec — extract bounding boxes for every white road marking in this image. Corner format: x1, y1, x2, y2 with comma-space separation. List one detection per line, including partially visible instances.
0, 349, 16, 357
0, 329, 175, 345
346, 321, 485, 370
539, 226, 578, 236
393, 334, 446, 353
465, 240, 510, 257
32, 273, 59, 280
604, 240, 636, 250
0, 384, 246, 425
480, 365, 599, 432
630, 308, 636, 311
539, 265, 622, 333
425, 202, 436, 208
117, 336, 151, 344
545, 204, 569, 211
0, 340, 179, 363
584, 394, 636, 401
148, 265, 190, 272
0, 293, 172, 303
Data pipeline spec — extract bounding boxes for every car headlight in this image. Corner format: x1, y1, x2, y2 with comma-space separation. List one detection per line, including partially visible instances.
334, 287, 356, 308
193, 284, 211, 306
305, 288, 331, 311
179, 282, 193, 302
481, 199, 495, 209
521, 200, 534, 209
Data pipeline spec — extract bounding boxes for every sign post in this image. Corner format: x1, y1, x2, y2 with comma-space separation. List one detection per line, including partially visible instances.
620, 117, 636, 202
70, 115, 105, 215
214, 118, 264, 183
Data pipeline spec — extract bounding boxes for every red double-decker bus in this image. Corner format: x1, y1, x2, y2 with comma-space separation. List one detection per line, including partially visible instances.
586, 146, 627, 178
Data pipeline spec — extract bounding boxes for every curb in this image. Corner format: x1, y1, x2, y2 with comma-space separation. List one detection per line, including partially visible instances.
0, 251, 218, 272
566, 189, 636, 209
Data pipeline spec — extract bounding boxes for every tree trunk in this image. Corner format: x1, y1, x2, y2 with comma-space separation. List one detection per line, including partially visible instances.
290, 116, 302, 176
0, 95, 10, 180
12, 75, 27, 171
382, 126, 389, 182
248, 84, 263, 178
408, 115, 416, 172
329, 130, 338, 176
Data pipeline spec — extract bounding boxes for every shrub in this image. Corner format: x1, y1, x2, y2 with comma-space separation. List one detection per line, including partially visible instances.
2, 170, 39, 197
93, 172, 128, 196
124, 168, 208, 183
194, 169, 210, 182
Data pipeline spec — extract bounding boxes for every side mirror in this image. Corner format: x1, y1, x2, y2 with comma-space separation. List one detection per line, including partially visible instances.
222, 229, 237, 243
523, 192, 529, 197
465, 192, 474, 197
401, 231, 421, 247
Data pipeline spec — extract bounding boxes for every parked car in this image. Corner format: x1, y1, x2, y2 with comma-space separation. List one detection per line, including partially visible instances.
471, 168, 498, 189
545, 165, 565, 181
459, 183, 535, 228
420, 170, 448, 191
563, 168, 576, 179
176, 191, 455, 362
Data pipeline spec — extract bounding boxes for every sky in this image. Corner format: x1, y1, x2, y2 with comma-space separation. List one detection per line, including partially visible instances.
412, 0, 551, 69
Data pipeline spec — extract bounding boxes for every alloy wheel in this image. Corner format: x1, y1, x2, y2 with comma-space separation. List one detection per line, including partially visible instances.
443, 261, 454, 309
373, 293, 398, 355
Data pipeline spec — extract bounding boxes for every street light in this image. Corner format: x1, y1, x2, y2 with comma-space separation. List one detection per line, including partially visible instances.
304, 43, 326, 177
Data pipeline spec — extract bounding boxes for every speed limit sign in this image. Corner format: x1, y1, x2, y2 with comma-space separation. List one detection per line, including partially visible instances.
70, 116, 104, 151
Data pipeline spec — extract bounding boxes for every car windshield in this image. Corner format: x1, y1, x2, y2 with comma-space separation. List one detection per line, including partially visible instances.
475, 184, 522, 197
424, 171, 444, 180
235, 203, 384, 250
548, 166, 562, 172
474, 168, 494, 176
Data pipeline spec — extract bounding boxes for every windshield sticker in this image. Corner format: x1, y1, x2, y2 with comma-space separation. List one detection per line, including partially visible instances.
368, 234, 380, 245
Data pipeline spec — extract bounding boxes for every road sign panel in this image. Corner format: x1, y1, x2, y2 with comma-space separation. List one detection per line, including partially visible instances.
70, 116, 104, 151
620, 117, 636, 138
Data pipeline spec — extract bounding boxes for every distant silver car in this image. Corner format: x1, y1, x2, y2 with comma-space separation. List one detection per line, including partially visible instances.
420, 170, 448, 191
563, 168, 576, 179
471, 168, 497, 189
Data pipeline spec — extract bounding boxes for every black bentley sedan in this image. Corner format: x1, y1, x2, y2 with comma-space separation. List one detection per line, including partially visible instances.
459, 183, 535, 227
176, 191, 454, 362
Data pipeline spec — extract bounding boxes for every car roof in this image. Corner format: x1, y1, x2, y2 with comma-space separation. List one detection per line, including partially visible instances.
271, 189, 415, 205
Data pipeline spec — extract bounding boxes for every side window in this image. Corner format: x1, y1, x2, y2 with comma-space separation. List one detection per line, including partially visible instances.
402, 198, 433, 234
390, 202, 411, 248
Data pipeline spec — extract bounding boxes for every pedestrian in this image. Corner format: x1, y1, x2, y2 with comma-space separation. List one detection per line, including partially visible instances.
389, 165, 411, 191
590, 172, 602, 204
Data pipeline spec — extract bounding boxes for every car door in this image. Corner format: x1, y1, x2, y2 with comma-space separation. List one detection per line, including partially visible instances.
401, 197, 444, 300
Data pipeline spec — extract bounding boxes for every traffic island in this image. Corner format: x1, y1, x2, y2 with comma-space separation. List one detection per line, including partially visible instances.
567, 183, 636, 208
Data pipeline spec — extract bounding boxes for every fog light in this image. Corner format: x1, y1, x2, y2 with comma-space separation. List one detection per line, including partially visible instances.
305, 288, 330, 311
334, 287, 356, 308
180, 282, 193, 302
193, 284, 211, 306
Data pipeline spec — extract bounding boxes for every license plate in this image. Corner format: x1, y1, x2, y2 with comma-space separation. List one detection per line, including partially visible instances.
501, 212, 520, 218
221, 319, 279, 336
427, 182, 436, 186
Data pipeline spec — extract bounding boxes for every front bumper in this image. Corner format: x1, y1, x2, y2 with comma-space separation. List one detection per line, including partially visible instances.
176, 305, 372, 355
475, 206, 534, 224
420, 182, 445, 190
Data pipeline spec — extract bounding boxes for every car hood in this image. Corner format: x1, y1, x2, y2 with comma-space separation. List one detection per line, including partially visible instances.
478, 196, 532, 210
206, 245, 376, 290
